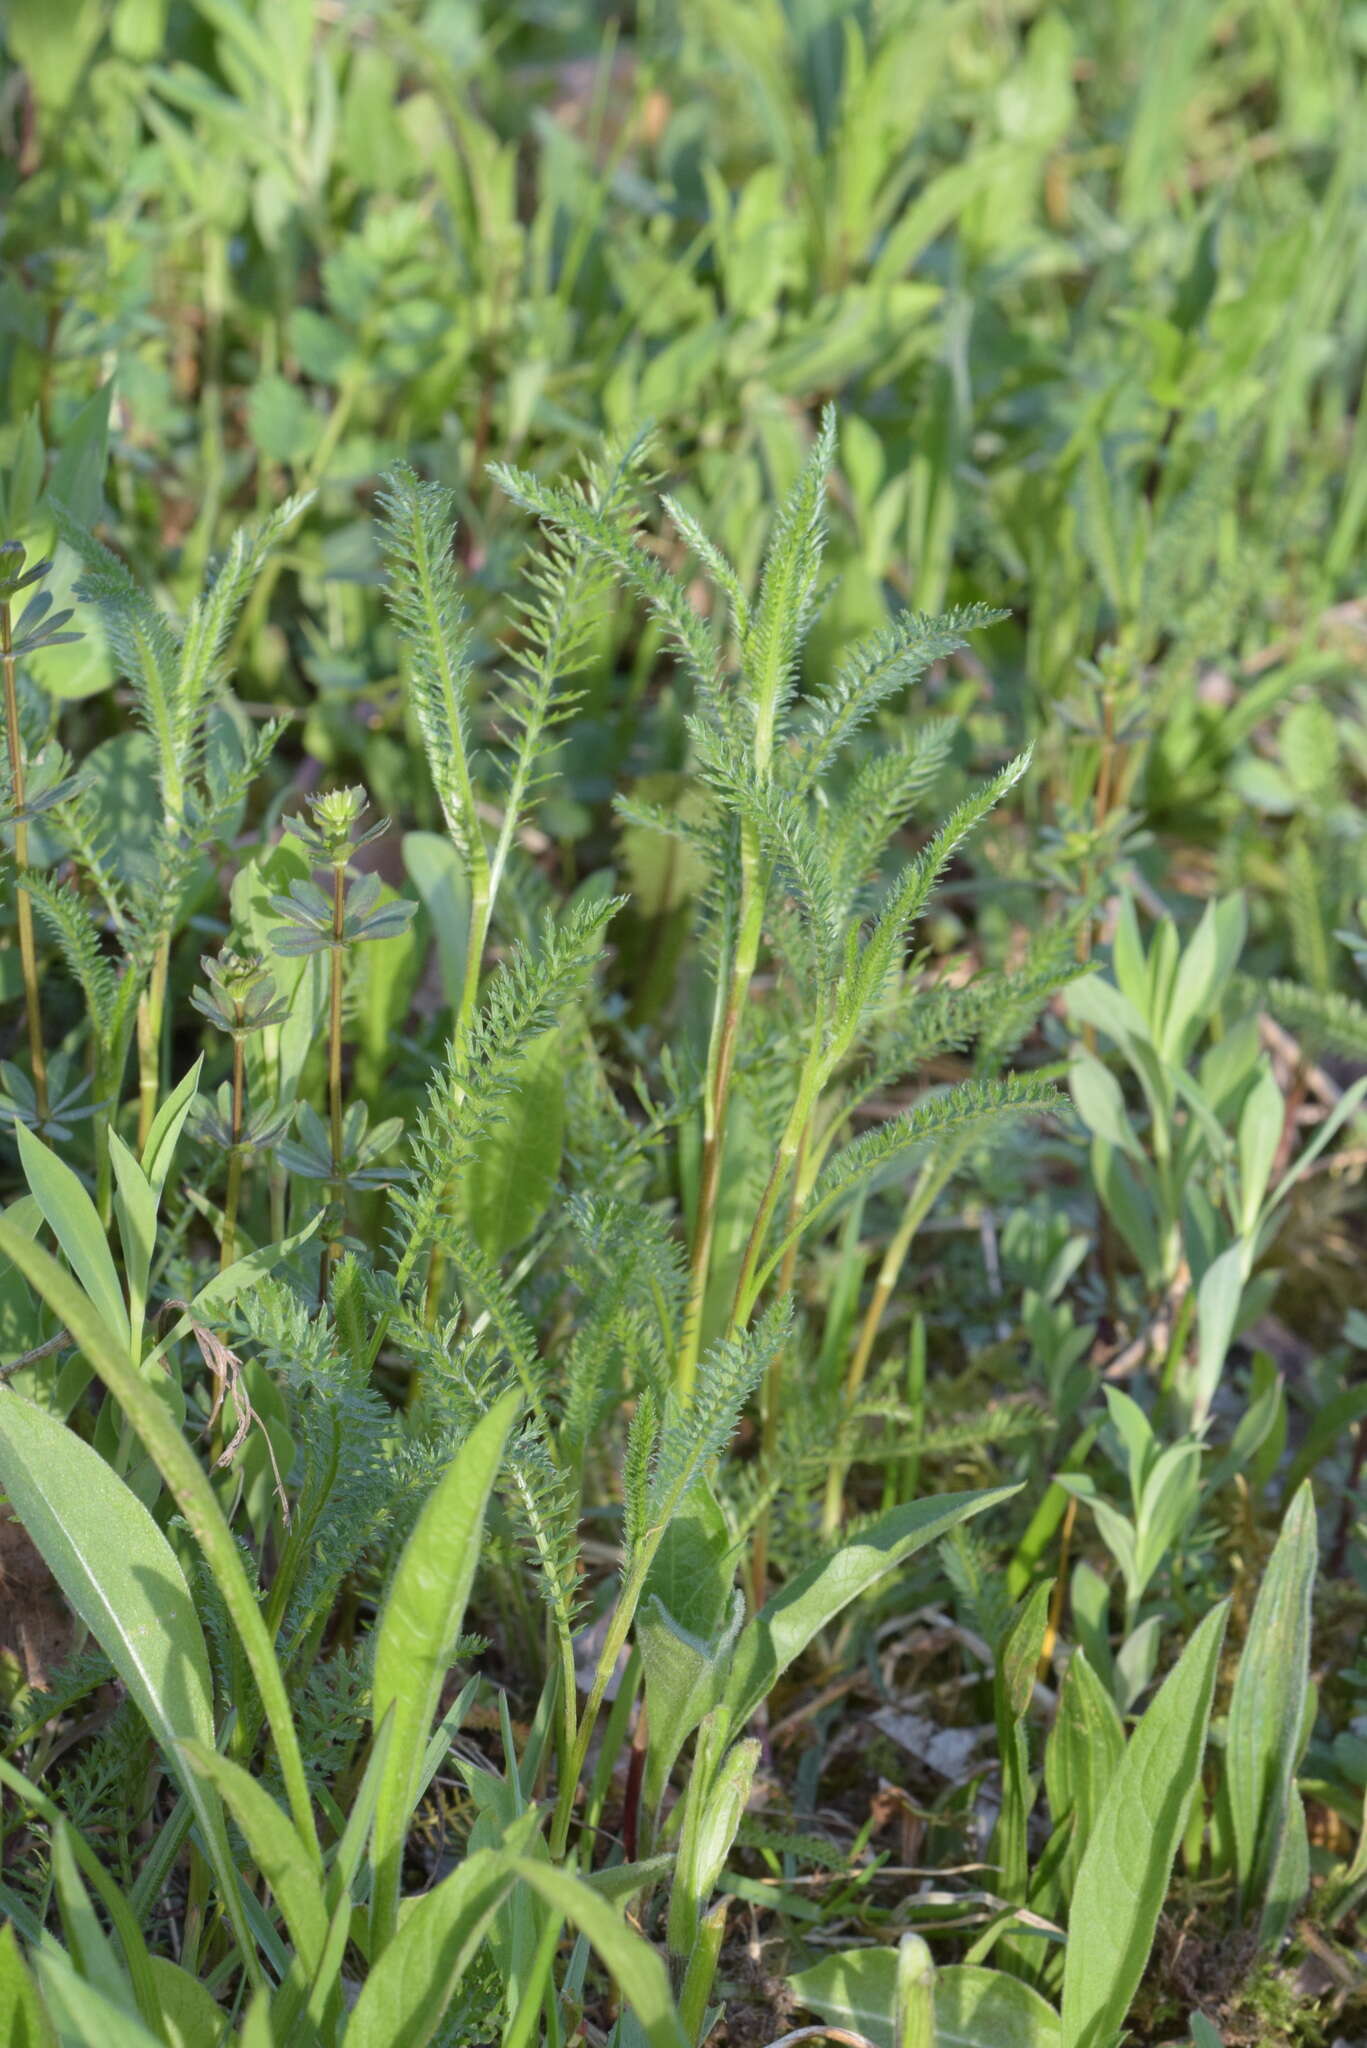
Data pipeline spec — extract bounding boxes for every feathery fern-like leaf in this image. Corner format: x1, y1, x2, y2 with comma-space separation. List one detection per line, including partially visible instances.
490, 460, 726, 707
794, 603, 1005, 790
377, 464, 480, 856
643, 1297, 791, 1536
832, 751, 1032, 1054
781, 1074, 1060, 1263
741, 406, 836, 759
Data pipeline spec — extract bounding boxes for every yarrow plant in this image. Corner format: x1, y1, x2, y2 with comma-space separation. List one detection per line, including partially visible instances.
0, 403, 1358, 2048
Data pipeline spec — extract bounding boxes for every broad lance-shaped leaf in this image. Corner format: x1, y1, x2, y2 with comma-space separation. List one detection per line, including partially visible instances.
370, 1389, 522, 1955
31, 1949, 163, 2048
0, 1218, 319, 1863
722, 1486, 1018, 1732
1225, 1480, 1317, 1920
402, 832, 472, 1011
0, 1393, 254, 1978
1061, 1600, 1229, 2048
16, 1122, 129, 1350
639, 1592, 744, 1818
1043, 1648, 1125, 1899
503, 1858, 690, 2048
992, 1578, 1053, 1903
145, 1959, 227, 2048
50, 1825, 146, 2027
343, 1849, 516, 2048
790, 1948, 1060, 2048
347, 1819, 690, 2048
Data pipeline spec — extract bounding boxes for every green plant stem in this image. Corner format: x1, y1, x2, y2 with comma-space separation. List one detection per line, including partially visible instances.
420, 859, 490, 1329
821, 1155, 947, 1537
678, 832, 765, 1394
323, 863, 346, 1296
750, 1110, 813, 1608
136, 936, 171, 1147
2, 600, 48, 1122
221, 1034, 245, 1272
549, 1547, 654, 1860
730, 1046, 824, 1340
183, 228, 228, 587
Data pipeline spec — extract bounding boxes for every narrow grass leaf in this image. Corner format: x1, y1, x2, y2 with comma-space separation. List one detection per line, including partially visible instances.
0, 1925, 53, 2048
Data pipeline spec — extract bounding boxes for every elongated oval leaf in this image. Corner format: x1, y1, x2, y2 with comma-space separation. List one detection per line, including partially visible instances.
723, 1485, 1018, 1731
370, 1389, 521, 1953
31, 1949, 163, 2048
1043, 1648, 1125, 1898
146, 1959, 228, 2048
141, 1057, 204, 1203
402, 832, 472, 1014
0, 1219, 318, 1865
343, 1849, 514, 2048
504, 1857, 690, 2048
109, 1134, 157, 1349
15, 1123, 129, 1350
0, 1394, 237, 1921
1061, 1600, 1228, 2048
790, 1949, 1059, 2048
1225, 1481, 1317, 1914
50, 1824, 139, 2020
935, 1967, 1061, 2048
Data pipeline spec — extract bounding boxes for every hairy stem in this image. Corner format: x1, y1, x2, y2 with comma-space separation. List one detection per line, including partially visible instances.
821, 1151, 953, 1536
2, 599, 48, 1121
678, 829, 765, 1394
221, 1033, 245, 1272
137, 936, 172, 1147
323, 864, 346, 1295
750, 1110, 814, 1607
420, 869, 490, 1330
730, 1044, 824, 1341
